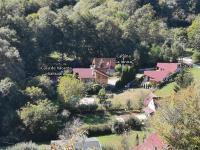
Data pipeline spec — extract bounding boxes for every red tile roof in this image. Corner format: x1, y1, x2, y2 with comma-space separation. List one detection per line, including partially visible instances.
157, 63, 180, 73
144, 70, 170, 82
73, 68, 95, 79
73, 68, 109, 79
133, 133, 167, 150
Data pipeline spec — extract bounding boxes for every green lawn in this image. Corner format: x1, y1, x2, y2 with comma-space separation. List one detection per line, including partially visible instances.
155, 67, 200, 98
155, 82, 176, 97
190, 67, 200, 82
108, 88, 151, 110
79, 114, 113, 125
97, 131, 149, 150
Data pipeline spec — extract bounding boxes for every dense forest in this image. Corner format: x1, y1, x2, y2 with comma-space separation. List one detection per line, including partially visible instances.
1, 0, 200, 148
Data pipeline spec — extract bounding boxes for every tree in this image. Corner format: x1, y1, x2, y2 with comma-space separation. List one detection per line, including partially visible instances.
58, 118, 87, 149
27, 75, 55, 98
0, 78, 25, 142
25, 86, 46, 102
0, 39, 25, 82
175, 70, 194, 88
0, 78, 25, 109
98, 88, 107, 104
121, 65, 136, 85
19, 99, 59, 140
150, 85, 200, 149
57, 76, 84, 106
188, 15, 200, 51
192, 51, 200, 63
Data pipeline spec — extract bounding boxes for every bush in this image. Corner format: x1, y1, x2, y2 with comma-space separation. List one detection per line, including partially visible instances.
25, 86, 46, 102
112, 121, 129, 134
85, 83, 102, 95
112, 117, 143, 134
6, 142, 39, 150
78, 104, 98, 112
126, 116, 143, 130
115, 64, 122, 73
115, 80, 124, 89
98, 88, 107, 104
83, 124, 112, 136
175, 70, 194, 88
192, 51, 200, 63
57, 76, 84, 106
27, 75, 55, 98
19, 99, 59, 141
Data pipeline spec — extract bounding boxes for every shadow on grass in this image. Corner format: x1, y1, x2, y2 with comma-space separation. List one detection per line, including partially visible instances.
79, 114, 111, 125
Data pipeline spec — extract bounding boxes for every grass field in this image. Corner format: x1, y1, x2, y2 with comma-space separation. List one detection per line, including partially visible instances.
190, 67, 200, 82
109, 88, 151, 110
79, 113, 113, 125
97, 130, 150, 150
155, 67, 200, 97
155, 82, 176, 97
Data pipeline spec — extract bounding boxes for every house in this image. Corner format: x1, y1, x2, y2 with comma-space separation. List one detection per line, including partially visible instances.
133, 133, 167, 150
156, 63, 181, 73
91, 58, 116, 75
143, 93, 159, 116
73, 68, 109, 85
144, 63, 181, 83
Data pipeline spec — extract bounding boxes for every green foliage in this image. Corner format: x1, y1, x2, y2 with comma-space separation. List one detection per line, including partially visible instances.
192, 51, 200, 63
188, 15, 200, 50
57, 76, 84, 106
98, 88, 107, 103
84, 124, 112, 136
151, 85, 200, 149
27, 75, 55, 98
6, 142, 39, 150
1, 0, 200, 145
116, 65, 136, 89
115, 64, 122, 73
25, 86, 46, 102
0, 78, 25, 109
19, 99, 59, 140
85, 83, 102, 95
175, 70, 194, 88
113, 116, 143, 134
0, 39, 25, 82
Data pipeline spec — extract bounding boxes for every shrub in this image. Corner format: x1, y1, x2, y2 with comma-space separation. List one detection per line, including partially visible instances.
25, 86, 46, 102
112, 121, 129, 134
19, 99, 59, 141
175, 70, 194, 88
98, 88, 107, 104
192, 51, 200, 63
85, 83, 102, 95
115, 64, 122, 73
112, 117, 143, 134
57, 76, 84, 106
6, 142, 39, 150
115, 80, 124, 89
83, 124, 112, 136
126, 116, 143, 130
27, 75, 55, 98
78, 104, 98, 112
